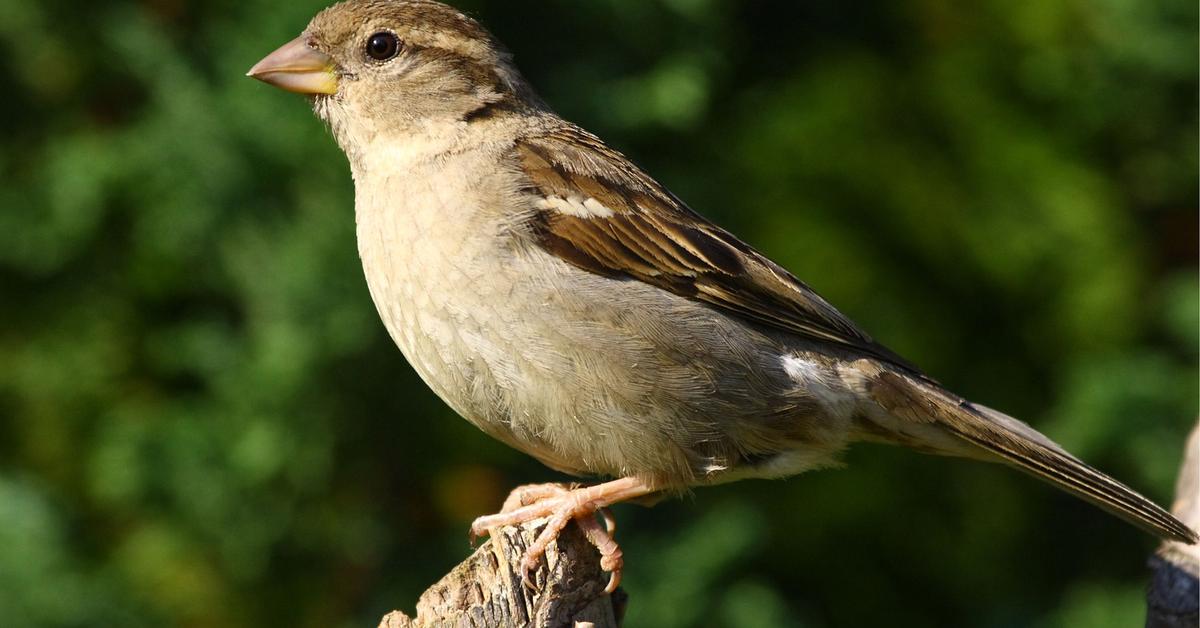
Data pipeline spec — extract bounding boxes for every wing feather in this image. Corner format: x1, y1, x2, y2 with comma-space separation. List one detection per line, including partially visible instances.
516, 124, 917, 371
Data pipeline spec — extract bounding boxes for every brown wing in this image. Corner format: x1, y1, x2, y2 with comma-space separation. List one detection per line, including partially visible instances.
516, 124, 919, 372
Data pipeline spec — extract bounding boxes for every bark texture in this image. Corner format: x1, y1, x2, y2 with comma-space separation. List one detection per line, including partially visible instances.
378, 520, 624, 628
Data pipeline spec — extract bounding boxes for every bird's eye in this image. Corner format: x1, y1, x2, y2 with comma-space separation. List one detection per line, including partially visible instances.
365, 32, 400, 61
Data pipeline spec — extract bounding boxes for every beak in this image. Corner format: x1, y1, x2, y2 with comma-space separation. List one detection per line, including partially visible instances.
247, 36, 339, 95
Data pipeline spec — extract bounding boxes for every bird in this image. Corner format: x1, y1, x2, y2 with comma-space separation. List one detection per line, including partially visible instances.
248, 0, 1198, 592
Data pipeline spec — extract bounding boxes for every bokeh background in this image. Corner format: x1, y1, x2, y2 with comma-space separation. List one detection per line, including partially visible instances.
1, 0, 1197, 626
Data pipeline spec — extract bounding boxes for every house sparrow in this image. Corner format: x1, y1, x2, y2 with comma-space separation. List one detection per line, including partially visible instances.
249, 0, 1198, 592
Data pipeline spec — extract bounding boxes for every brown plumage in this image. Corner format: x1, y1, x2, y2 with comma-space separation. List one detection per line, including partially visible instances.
248, 0, 1196, 588
518, 126, 920, 370
513, 123, 1196, 544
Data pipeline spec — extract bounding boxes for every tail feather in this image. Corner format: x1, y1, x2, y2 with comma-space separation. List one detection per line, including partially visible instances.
870, 370, 1198, 545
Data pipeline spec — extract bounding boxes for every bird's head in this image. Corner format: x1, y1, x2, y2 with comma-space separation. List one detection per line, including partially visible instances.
248, 0, 533, 159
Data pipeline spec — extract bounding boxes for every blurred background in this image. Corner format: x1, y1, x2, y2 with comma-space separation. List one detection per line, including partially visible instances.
1, 0, 1196, 626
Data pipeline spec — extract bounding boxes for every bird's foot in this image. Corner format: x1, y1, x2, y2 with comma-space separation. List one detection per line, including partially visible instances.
469, 477, 654, 593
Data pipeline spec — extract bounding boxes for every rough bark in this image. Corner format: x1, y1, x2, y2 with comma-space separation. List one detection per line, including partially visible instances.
1146, 422, 1199, 628
377, 520, 624, 628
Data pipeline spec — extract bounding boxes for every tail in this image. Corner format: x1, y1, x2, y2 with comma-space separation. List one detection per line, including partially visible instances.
868, 369, 1198, 544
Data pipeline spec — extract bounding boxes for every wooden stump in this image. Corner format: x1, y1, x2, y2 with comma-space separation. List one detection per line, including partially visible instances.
378, 520, 624, 628
1146, 422, 1199, 628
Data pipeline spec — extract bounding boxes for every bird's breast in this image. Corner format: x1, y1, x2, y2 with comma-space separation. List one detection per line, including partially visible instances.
354, 151, 524, 421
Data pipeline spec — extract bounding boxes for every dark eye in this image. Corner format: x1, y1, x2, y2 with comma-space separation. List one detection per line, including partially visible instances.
365, 32, 400, 61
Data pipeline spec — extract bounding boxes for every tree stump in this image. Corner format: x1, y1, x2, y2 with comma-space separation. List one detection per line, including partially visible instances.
1146, 422, 1199, 628
378, 519, 625, 628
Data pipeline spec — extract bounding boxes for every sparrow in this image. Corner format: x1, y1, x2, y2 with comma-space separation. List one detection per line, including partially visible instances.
248, 0, 1198, 592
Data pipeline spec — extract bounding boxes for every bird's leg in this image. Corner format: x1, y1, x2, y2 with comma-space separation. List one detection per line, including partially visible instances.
469, 477, 656, 593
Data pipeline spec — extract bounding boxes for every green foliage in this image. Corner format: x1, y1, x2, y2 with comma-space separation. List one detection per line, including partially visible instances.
0, 0, 1195, 626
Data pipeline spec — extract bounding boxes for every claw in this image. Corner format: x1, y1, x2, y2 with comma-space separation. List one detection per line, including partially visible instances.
520, 558, 539, 591
468, 519, 491, 547
599, 507, 617, 535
